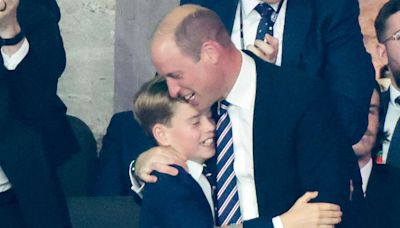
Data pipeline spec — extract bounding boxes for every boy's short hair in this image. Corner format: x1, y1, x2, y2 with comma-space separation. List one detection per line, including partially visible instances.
133, 75, 181, 135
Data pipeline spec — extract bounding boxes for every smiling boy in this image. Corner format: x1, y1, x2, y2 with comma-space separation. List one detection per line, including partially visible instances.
134, 76, 216, 227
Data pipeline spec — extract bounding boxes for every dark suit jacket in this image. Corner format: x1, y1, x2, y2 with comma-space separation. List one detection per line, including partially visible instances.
380, 90, 390, 131
93, 111, 155, 196
181, 0, 375, 145
379, 90, 399, 165
140, 166, 214, 228
0, 0, 79, 167
365, 164, 400, 228
0, 1, 77, 227
207, 52, 351, 227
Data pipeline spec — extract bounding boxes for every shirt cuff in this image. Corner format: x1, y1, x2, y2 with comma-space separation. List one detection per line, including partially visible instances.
1, 38, 29, 70
129, 160, 145, 198
272, 216, 283, 228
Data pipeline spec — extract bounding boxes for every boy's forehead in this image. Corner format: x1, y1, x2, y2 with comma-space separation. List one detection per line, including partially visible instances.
173, 102, 210, 117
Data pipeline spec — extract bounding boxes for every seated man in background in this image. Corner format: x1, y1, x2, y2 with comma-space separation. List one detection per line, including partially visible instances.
376, 0, 400, 168
353, 82, 400, 228
93, 110, 155, 196
0, 0, 78, 227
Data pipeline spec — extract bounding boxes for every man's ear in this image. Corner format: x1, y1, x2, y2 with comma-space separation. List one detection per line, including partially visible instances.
200, 40, 220, 64
376, 43, 389, 66
152, 123, 170, 146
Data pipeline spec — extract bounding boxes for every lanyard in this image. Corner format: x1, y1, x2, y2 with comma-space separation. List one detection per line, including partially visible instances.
239, 0, 284, 49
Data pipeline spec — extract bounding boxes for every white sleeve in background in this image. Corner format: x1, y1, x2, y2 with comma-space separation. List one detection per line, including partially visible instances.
129, 160, 145, 198
272, 216, 283, 228
1, 38, 29, 70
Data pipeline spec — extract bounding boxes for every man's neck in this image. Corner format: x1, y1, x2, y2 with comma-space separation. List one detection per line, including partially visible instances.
223, 48, 243, 99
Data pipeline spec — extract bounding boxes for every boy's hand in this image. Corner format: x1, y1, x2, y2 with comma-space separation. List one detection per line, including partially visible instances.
280, 192, 342, 228
135, 146, 187, 183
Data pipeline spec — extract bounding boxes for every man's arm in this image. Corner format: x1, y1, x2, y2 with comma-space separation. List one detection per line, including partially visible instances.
321, 0, 375, 144
3, 1, 66, 120
295, 83, 350, 206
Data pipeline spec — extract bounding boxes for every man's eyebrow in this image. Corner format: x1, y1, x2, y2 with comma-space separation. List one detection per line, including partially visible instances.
165, 72, 182, 79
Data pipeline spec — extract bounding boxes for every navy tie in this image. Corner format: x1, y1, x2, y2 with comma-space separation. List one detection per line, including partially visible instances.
254, 3, 275, 40
215, 100, 242, 226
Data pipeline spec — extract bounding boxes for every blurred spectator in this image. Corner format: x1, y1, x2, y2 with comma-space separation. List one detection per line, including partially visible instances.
0, 0, 78, 227
375, 0, 400, 168
353, 84, 400, 228
93, 111, 155, 196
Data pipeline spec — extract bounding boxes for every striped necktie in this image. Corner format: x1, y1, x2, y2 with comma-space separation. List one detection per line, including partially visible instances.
215, 100, 242, 226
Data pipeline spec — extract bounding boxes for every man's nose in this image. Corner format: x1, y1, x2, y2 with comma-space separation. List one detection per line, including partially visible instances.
166, 79, 180, 98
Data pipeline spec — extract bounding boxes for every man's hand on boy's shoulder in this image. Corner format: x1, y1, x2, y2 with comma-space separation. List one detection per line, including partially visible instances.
135, 145, 187, 183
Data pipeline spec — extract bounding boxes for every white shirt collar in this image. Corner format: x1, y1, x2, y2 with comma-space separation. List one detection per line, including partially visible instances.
225, 51, 257, 111
389, 85, 400, 106
186, 160, 204, 181
242, 0, 281, 18
360, 158, 373, 196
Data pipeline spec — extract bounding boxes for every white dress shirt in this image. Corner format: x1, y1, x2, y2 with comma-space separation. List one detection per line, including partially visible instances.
224, 51, 283, 227
1, 38, 29, 70
360, 158, 372, 197
382, 86, 400, 163
231, 0, 287, 66
186, 160, 215, 221
0, 38, 29, 193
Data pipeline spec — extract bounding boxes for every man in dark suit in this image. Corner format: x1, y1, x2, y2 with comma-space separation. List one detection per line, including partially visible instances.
178, 0, 372, 209
93, 111, 155, 196
375, 0, 400, 168
353, 85, 400, 228
136, 5, 350, 227
179, 0, 375, 146
0, 0, 78, 227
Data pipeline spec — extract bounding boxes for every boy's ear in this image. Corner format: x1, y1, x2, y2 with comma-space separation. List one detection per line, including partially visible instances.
152, 123, 170, 146
376, 43, 389, 66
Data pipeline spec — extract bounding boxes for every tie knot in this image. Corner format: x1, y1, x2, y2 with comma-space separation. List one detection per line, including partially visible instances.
218, 100, 230, 115
255, 3, 275, 18
396, 96, 400, 105
202, 164, 212, 177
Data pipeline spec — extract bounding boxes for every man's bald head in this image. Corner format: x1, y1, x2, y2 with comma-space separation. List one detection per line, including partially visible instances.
151, 4, 232, 61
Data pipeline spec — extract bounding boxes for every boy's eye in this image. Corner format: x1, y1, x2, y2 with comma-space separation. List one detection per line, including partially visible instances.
192, 119, 200, 126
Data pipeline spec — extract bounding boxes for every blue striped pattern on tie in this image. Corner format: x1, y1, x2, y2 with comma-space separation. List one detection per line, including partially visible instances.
215, 100, 242, 226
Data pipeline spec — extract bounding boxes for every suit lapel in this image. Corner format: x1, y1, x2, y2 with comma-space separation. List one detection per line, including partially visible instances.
281, 0, 312, 67
380, 90, 390, 131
